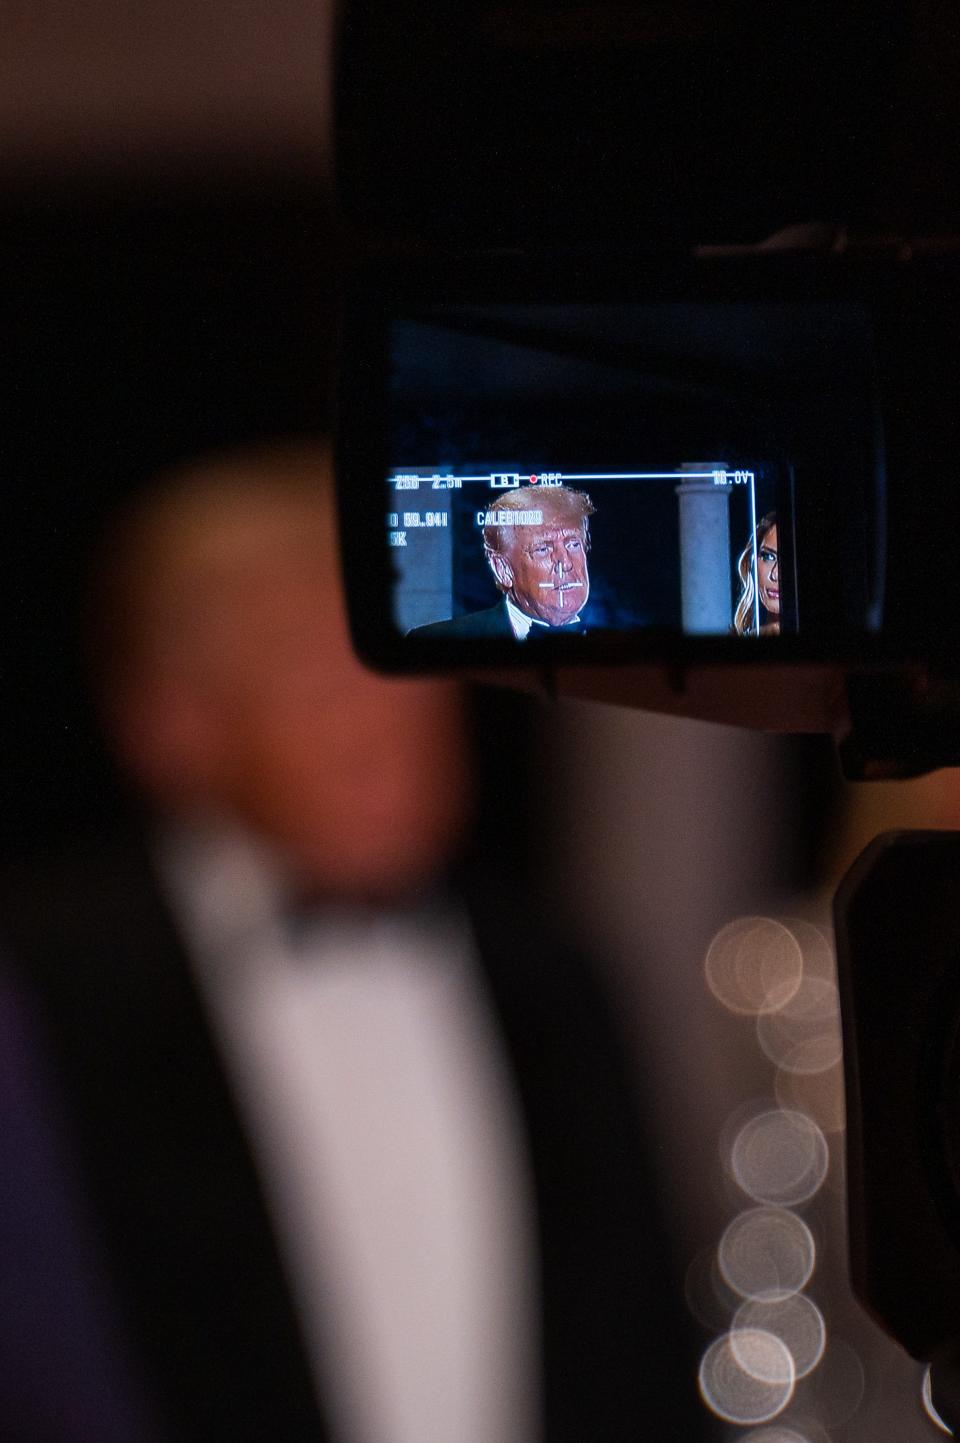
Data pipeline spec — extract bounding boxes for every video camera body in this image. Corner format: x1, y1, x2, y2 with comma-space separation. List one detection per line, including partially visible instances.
335, 0, 960, 1428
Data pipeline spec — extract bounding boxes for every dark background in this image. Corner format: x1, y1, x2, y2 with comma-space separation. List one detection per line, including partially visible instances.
2, 184, 345, 854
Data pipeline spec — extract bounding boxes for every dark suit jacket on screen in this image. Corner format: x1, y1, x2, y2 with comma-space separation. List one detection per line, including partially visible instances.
409, 600, 515, 639
0, 827, 712, 1443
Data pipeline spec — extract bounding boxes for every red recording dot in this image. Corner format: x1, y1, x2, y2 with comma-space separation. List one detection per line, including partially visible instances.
530, 475, 538, 484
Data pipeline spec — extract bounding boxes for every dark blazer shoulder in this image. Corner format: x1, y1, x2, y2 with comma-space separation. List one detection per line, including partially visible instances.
0, 831, 328, 1443
408, 600, 513, 639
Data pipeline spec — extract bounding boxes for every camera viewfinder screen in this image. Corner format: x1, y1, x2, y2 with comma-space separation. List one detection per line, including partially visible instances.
385, 299, 878, 644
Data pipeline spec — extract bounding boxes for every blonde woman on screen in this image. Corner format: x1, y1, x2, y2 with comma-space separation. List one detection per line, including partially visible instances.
734, 511, 780, 636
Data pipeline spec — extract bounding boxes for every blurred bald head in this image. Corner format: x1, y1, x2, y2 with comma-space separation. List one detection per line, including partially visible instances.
94, 440, 471, 899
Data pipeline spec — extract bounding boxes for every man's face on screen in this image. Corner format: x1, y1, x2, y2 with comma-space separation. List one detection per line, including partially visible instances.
501, 517, 590, 626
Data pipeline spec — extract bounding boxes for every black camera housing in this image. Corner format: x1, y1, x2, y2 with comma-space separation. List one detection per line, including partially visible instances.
835, 831, 960, 1360
335, 0, 906, 250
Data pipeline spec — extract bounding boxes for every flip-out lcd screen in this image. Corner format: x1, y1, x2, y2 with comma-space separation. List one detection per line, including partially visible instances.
373, 293, 881, 650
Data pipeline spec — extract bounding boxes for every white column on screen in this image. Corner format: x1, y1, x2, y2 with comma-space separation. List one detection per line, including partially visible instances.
676, 466, 732, 635
393, 488, 454, 632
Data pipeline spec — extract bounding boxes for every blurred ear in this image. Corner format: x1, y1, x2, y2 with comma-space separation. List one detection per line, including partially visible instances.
487, 550, 514, 592
105, 672, 227, 810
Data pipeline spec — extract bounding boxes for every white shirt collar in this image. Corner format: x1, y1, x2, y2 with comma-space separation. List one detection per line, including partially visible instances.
504, 596, 537, 639
154, 818, 291, 964
505, 594, 584, 639
153, 817, 451, 980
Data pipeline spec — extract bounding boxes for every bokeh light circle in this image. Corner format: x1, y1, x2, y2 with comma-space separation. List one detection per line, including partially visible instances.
734, 1421, 831, 1443
699, 1329, 795, 1423
734, 1293, 827, 1379
732, 1429, 810, 1443
757, 975, 843, 1075
780, 917, 836, 981
775, 1060, 846, 1134
730, 1326, 796, 1384
730, 1108, 830, 1206
799, 1338, 865, 1428
923, 1366, 956, 1435
705, 917, 804, 1016
718, 1207, 816, 1301
684, 1245, 741, 1332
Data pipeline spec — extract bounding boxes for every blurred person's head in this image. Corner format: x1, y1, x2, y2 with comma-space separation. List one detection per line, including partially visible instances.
91, 440, 471, 900
483, 486, 594, 626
